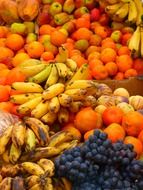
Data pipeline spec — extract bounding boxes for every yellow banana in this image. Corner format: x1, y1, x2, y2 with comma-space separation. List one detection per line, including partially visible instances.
134, 0, 143, 25
43, 83, 65, 100
66, 79, 95, 90
140, 24, 143, 58
105, 2, 123, 15
44, 178, 54, 190
55, 45, 68, 63
2, 149, 10, 163
25, 128, 37, 152
0, 177, 12, 190
0, 125, 13, 155
66, 68, 74, 80
19, 64, 46, 77
41, 112, 57, 125
58, 93, 73, 107
21, 162, 45, 176
45, 64, 59, 89
48, 97, 60, 113
48, 131, 74, 147
57, 139, 79, 152
64, 88, 87, 101
61, 178, 72, 190
25, 175, 40, 189
58, 107, 69, 124
127, 0, 138, 23
24, 117, 49, 146
65, 58, 77, 72
37, 159, 55, 177
56, 62, 68, 78
10, 93, 42, 105
12, 176, 25, 190
12, 121, 26, 148
128, 25, 141, 58
0, 175, 2, 183
12, 82, 44, 93
9, 143, 21, 164
31, 100, 50, 119
84, 95, 97, 108
17, 96, 42, 115
20, 147, 61, 162
28, 64, 52, 84
29, 183, 42, 190
18, 59, 41, 67
114, 3, 129, 19
69, 101, 83, 113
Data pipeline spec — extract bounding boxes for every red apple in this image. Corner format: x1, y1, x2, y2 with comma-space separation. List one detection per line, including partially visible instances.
90, 8, 101, 22
99, 13, 110, 26
36, 12, 51, 26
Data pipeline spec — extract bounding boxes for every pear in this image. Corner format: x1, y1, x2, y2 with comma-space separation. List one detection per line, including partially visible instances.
54, 12, 70, 26
49, 2, 62, 16
26, 33, 37, 43
75, 39, 89, 52
24, 22, 35, 33
63, 0, 75, 14
11, 23, 26, 35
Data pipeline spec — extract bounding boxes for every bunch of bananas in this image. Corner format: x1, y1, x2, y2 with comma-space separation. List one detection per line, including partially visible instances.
104, 0, 143, 25
0, 115, 79, 164
128, 24, 143, 58
0, 158, 72, 190
10, 79, 99, 125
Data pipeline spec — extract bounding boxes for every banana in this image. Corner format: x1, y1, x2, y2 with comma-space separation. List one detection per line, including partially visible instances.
1, 164, 21, 178
55, 45, 68, 63
61, 178, 72, 190
127, 0, 138, 23
65, 58, 77, 72
28, 64, 52, 84
57, 139, 79, 152
56, 62, 68, 78
17, 96, 42, 115
83, 95, 97, 107
9, 143, 21, 164
44, 178, 54, 190
43, 83, 65, 100
41, 112, 57, 125
0, 177, 12, 190
58, 107, 69, 123
113, 3, 129, 20
12, 121, 26, 148
25, 128, 37, 152
12, 176, 25, 190
140, 24, 143, 58
66, 68, 74, 80
19, 64, 46, 78
66, 79, 95, 90
45, 64, 59, 89
0, 175, 2, 183
0, 125, 13, 155
69, 101, 83, 113
64, 88, 87, 101
18, 59, 41, 67
48, 97, 60, 113
31, 100, 50, 119
12, 82, 44, 93
48, 131, 74, 147
134, 0, 143, 25
120, 0, 130, 2
37, 159, 55, 177
2, 149, 10, 163
25, 175, 40, 189
29, 183, 42, 190
21, 162, 45, 176
105, 2, 123, 15
128, 25, 141, 58
24, 117, 49, 146
58, 93, 73, 107
20, 147, 61, 162
10, 93, 42, 105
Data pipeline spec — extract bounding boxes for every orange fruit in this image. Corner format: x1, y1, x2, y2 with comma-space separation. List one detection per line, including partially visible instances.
88, 52, 101, 61
5, 34, 25, 51
75, 17, 90, 29
122, 111, 143, 137
116, 55, 133, 72
0, 85, 10, 102
85, 46, 101, 57
40, 51, 54, 61
0, 47, 14, 62
124, 69, 137, 79
72, 27, 92, 41
91, 64, 108, 80
104, 123, 125, 143
89, 58, 103, 69
50, 30, 67, 47
0, 63, 8, 70
118, 46, 131, 56
94, 26, 108, 39
102, 106, 124, 126
84, 129, 95, 141
133, 58, 143, 75
74, 107, 103, 134
89, 34, 102, 46
121, 33, 132, 45
138, 130, 143, 144
12, 53, 30, 67
104, 61, 118, 76
124, 136, 143, 157
0, 102, 14, 113
39, 24, 56, 35
70, 54, 87, 68
114, 72, 124, 80
100, 48, 117, 63
62, 123, 82, 140
25, 41, 44, 58
101, 41, 116, 50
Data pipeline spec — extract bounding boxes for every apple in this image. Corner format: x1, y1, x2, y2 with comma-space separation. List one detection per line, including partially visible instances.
74, 39, 89, 52
84, 0, 95, 10
99, 13, 110, 26
49, 2, 62, 16
11, 23, 26, 35
111, 30, 122, 43
26, 33, 37, 43
74, 6, 89, 18
36, 12, 51, 26
90, 8, 101, 22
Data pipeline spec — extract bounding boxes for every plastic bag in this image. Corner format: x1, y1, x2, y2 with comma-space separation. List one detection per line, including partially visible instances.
0, 110, 19, 136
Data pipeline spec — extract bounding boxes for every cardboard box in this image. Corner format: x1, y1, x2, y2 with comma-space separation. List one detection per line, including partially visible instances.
96, 77, 143, 96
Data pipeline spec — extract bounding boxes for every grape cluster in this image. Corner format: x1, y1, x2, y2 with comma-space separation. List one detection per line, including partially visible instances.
54, 130, 143, 190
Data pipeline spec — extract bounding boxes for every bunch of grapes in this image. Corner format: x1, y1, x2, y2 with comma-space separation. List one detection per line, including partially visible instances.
54, 130, 143, 190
